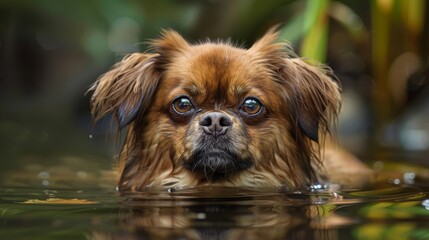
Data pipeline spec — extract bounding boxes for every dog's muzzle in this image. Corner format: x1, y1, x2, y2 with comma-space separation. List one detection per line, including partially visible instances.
183, 112, 252, 181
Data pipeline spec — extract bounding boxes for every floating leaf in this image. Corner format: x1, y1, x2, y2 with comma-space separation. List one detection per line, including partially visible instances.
21, 198, 97, 205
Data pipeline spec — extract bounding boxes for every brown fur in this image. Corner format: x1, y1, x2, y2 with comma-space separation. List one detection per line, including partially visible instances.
89, 28, 373, 191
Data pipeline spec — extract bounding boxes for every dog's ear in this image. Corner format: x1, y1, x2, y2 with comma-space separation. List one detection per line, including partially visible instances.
284, 58, 341, 142
150, 29, 190, 67
88, 30, 189, 129
250, 27, 341, 142
89, 53, 159, 129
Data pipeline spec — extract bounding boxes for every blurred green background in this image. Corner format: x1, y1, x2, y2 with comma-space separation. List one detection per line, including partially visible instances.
1, 0, 428, 172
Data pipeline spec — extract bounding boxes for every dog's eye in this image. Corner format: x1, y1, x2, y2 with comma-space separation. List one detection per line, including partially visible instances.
172, 97, 194, 114
240, 98, 263, 115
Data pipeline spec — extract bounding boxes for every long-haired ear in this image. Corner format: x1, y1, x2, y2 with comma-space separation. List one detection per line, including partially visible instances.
250, 27, 340, 142
150, 29, 190, 66
88, 30, 189, 129
249, 26, 290, 63
284, 58, 341, 142
88, 53, 159, 129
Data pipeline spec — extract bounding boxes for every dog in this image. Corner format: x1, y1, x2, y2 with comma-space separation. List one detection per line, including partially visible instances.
89, 28, 374, 191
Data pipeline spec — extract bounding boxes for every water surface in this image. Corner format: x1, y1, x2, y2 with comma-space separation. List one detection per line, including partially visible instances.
1, 161, 429, 240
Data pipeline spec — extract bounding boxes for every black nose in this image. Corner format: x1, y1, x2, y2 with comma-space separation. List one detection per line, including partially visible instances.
199, 112, 232, 137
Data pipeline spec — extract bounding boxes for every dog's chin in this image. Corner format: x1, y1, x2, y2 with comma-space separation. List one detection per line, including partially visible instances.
182, 138, 252, 182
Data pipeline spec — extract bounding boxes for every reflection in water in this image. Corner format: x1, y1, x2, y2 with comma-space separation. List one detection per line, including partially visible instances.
1, 170, 429, 240
91, 188, 352, 240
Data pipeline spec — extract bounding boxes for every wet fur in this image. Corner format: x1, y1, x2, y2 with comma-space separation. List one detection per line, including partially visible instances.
89, 28, 370, 191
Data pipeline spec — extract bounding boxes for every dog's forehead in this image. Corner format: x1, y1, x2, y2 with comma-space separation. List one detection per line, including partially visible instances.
171, 44, 271, 95
155, 43, 285, 112
187, 44, 251, 76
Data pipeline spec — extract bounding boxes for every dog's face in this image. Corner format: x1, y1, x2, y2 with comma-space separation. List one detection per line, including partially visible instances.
90, 29, 340, 191
151, 43, 290, 181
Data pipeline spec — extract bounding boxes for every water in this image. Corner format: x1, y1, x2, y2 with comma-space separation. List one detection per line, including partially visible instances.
1, 166, 429, 240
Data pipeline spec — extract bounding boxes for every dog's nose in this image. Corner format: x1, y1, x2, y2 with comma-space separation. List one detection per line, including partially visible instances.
199, 112, 232, 137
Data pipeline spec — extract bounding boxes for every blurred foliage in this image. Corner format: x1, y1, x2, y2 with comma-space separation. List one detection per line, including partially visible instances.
370, 0, 426, 125
277, 0, 427, 127
300, 0, 330, 62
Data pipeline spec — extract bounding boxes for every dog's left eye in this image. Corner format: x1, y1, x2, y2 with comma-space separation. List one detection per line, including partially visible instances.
240, 98, 263, 115
172, 97, 194, 114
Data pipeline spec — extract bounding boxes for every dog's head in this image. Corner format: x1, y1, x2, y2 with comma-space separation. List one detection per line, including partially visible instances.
90, 28, 340, 191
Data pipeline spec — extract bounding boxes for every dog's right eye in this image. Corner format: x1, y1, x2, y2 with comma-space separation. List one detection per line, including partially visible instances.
172, 96, 194, 114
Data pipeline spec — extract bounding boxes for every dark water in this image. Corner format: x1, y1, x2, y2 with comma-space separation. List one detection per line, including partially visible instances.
1, 166, 429, 240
